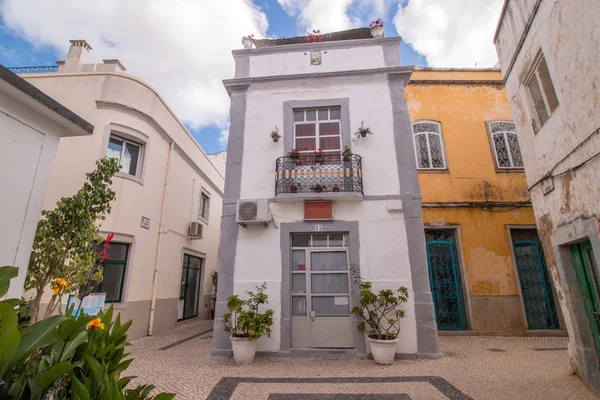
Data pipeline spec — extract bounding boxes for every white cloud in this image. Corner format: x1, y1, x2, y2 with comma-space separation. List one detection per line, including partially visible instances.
0, 0, 268, 131
393, 0, 503, 67
277, 0, 357, 33
218, 123, 230, 149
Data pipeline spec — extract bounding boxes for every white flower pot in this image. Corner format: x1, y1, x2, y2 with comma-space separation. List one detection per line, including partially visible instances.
230, 336, 257, 365
242, 38, 253, 49
370, 26, 384, 38
367, 337, 398, 365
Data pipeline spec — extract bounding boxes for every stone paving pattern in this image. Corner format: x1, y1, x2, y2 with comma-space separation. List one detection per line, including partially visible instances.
128, 319, 598, 400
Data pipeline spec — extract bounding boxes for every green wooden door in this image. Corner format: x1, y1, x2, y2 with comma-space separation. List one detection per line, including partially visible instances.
570, 241, 600, 359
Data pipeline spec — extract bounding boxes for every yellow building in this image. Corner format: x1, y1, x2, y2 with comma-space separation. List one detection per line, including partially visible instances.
406, 69, 565, 333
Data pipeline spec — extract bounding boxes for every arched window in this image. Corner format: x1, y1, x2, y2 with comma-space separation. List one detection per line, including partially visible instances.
488, 121, 524, 169
412, 121, 447, 169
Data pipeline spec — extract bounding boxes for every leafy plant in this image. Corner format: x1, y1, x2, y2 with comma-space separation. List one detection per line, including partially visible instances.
25, 157, 121, 321
0, 266, 175, 399
223, 283, 274, 341
350, 264, 408, 340
287, 148, 300, 160
342, 146, 352, 159
353, 121, 373, 141
270, 127, 281, 139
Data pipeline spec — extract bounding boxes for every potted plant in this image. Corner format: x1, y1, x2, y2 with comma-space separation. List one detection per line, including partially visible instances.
307, 29, 323, 43
351, 267, 409, 365
211, 271, 218, 319
270, 126, 281, 142
354, 121, 373, 141
242, 34, 254, 49
314, 148, 325, 163
332, 184, 340, 192
290, 183, 298, 193
369, 19, 384, 38
312, 184, 327, 193
288, 148, 301, 161
223, 283, 275, 365
342, 146, 352, 161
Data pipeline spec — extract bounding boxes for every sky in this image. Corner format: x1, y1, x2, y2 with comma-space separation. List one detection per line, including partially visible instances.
0, 0, 504, 154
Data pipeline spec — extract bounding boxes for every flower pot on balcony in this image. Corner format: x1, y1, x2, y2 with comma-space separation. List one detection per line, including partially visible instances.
370, 26, 384, 38
343, 155, 351, 162
290, 186, 298, 193
315, 156, 324, 163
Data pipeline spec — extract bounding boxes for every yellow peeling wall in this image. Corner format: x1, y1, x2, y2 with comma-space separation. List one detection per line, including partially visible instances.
406, 70, 537, 332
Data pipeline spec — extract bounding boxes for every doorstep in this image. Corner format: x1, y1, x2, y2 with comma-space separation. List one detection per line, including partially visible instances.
438, 330, 568, 337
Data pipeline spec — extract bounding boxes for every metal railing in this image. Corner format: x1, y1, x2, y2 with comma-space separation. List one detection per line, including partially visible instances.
7, 66, 58, 74
275, 153, 363, 195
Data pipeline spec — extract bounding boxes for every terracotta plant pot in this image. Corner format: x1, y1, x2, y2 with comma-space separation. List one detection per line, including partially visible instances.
367, 337, 398, 365
290, 186, 298, 193
230, 336, 257, 365
343, 155, 351, 162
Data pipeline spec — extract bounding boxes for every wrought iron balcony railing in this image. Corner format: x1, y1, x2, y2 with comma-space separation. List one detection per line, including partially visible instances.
275, 154, 363, 196
7, 66, 58, 74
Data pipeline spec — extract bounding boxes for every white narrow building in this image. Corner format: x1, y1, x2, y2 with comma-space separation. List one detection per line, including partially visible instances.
0, 65, 93, 298
212, 29, 440, 358
13, 40, 224, 338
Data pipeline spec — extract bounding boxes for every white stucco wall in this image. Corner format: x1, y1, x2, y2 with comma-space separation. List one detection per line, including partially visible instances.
248, 45, 387, 78
495, 0, 600, 382
233, 71, 417, 354
0, 91, 63, 298
207, 151, 227, 177
22, 72, 224, 337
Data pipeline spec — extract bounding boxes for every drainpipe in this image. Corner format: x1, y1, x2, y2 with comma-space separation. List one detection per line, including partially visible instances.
148, 141, 174, 336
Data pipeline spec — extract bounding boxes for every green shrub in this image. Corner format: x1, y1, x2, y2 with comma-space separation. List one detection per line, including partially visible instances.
223, 283, 275, 341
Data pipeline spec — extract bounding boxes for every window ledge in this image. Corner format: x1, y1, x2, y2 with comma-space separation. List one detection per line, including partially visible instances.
115, 172, 144, 186
495, 168, 525, 173
275, 192, 363, 202
197, 216, 209, 225
417, 169, 450, 174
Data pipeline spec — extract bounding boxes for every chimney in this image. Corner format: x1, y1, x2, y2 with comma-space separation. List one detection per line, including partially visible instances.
61, 40, 93, 73
96, 59, 127, 73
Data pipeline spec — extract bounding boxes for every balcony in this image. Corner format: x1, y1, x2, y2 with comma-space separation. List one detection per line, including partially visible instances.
275, 154, 363, 201
7, 66, 58, 74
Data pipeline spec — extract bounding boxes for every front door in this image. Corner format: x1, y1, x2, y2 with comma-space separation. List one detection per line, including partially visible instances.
291, 233, 354, 349
510, 229, 559, 329
178, 254, 203, 321
570, 241, 600, 359
425, 229, 468, 330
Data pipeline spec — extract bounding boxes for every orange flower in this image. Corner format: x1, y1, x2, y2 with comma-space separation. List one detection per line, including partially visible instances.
51, 278, 69, 294
87, 318, 105, 330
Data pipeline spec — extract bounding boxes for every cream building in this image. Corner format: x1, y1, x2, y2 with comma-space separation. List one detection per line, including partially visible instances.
495, 0, 600, 393
212, 29, 440, 359
13, 40, 224, 339
0, 65, 92, 299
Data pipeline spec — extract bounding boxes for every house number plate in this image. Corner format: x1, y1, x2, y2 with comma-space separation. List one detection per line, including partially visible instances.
314, 224, 323, 231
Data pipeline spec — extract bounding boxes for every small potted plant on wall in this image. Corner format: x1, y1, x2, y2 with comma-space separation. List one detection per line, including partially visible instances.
290, 183, 299, 193
354, 121, 373, 141
223, 282, 275, 365
211, 271, 218, 319
242, 34, 254, 49
307, 29, 323, 43
332, 184, 341, 192
342, 146, 352, 161
311, 183, 327, 193
270, 126, 281, 142
351, 267, 409, 365
369, 19, 384, 38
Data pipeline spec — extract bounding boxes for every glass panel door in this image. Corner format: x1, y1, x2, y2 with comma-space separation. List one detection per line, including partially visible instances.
178, 254, 203, 321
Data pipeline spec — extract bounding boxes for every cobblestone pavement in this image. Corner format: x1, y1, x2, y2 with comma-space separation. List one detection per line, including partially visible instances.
128, 320, 597, 400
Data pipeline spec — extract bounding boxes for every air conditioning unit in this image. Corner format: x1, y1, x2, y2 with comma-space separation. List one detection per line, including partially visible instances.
188, 222, 203, 239
236, 199, 270, 227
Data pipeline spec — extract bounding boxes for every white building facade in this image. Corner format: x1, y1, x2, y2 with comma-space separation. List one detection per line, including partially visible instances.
212, 30, 440, 358
16, 41, 224, 339
495, 0, 600, 393
0, 65, 93, 298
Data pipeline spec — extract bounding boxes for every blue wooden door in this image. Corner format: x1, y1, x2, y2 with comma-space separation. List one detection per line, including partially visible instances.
513, 240, 559, 329
425, 230, 467, 330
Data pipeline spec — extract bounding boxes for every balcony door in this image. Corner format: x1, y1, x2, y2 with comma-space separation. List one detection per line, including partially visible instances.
291, 233, 354, 348
178, 254, 203, 321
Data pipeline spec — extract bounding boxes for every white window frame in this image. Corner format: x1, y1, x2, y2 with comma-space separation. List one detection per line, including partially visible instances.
487, 121, 524, 170
411, 121, 447, 170
198, 189, 210, 223
293, 108, 342, 153
525, 51, 559, 129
